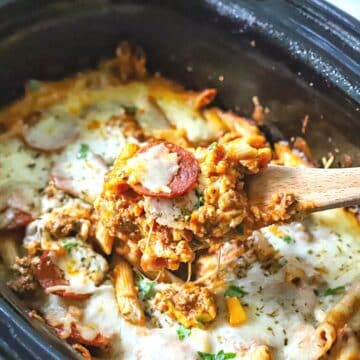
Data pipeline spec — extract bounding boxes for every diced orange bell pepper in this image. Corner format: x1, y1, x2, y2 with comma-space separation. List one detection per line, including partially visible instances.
226, 297, 247, 326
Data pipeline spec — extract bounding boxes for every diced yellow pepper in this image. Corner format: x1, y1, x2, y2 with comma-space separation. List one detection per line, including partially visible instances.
226, 297, 247, 326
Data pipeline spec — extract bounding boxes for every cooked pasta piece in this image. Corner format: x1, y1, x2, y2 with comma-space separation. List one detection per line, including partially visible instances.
113, 258, 145, 326
313, 282, 360, 358
323, 283, 360, 329
325, 326, 360, 360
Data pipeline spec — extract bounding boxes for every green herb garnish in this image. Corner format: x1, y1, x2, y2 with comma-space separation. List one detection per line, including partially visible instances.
136, 276, 156, 300
224, 285, 248, 298
208, 142, 218, 150
235, 223, 244, 235
27, 79, 41, 91
198, 350, 236, 360
324, 286, 346, 296
176, 325, 191, 340
194, 196, 205, 210
62, 239, 78, 252
77, 143, 89, 159
123, 105, 138, 115
282, 235, 294, 244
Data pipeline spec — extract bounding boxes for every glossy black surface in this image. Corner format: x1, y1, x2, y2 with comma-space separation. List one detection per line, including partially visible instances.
0, 1, 359, 359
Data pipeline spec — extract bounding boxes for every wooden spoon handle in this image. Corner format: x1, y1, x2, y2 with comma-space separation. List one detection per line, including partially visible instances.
247, 165, 360, 212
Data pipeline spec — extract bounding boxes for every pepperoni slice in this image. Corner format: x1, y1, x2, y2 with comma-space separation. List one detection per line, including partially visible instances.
131, 142, 199, 198
21, 111, 80, 153
1, 209, 33, 230
37, 251, 90, 300
54, 324, 111, 348
69, 325, 112, 348
0, 183, 37, 230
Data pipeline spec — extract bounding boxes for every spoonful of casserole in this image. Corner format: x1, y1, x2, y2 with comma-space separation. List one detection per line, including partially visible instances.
95, 138, 359, 273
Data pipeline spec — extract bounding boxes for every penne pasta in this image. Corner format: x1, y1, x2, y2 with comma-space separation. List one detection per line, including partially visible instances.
113, 258, 145, 326
95, 218, 115, 256
324, 282, 360, 329
313, 282, 360, 358
325, 326, 360, 360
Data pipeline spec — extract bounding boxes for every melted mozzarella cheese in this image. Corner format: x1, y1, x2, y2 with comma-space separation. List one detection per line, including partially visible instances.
33, 207, 360, 360
144, 190, 197, 229
0, 138, 51, 191
0, 138, 52, 227
134, 96, 170, 132
66, 83, 170, 133
24, 196, 91, 252
0, 184, 40, 215
81, 100, 126, 122
205, 209, 360, 359
283, 323, 317, 360
51, 146, 107, 203
30, 207, 360, 359
38, 283, 207, 360
155, 96, 216, 143
262, 210, 360, 289
126, 143, 179, 193
22, 109, 80, 152
210, 263, 313, 357
79, 124, 127, 166
134, 330, 198, 360
42, 294, 70, 326
78, 100, 128, 164
80, 284, 121, 337
52, 242, 109, 294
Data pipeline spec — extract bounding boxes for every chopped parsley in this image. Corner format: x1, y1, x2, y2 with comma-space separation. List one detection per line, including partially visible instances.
123, 105, 137, 115
267, 326, 275, 336
235, 223, 244, 235
62, 239, 78, 252
176, 325, 191, 340
224, 285, 248, 298
208, 142, 218, 150
198, 350, 236, 360
282, 235, 294, 244
324, 286, 346, 296
27, 79, 41, 91
136, 276, 156, 300
194, 196, 205, 210
77, 143, 89, 159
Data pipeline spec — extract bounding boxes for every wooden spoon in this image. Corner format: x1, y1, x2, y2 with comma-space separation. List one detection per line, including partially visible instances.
246, 165, 360, 218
